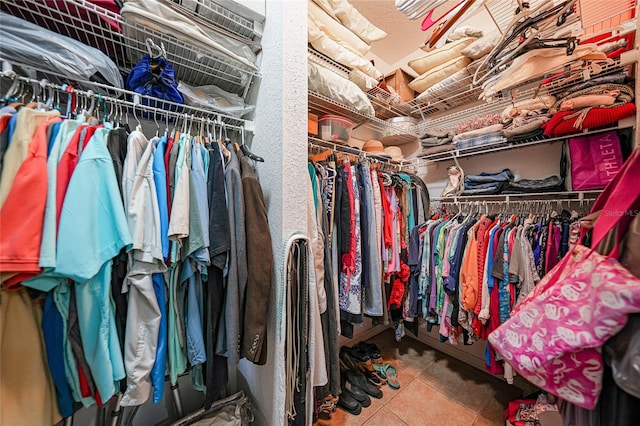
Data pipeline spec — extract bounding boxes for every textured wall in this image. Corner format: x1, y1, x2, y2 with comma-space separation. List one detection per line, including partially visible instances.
236, 0, 309, 425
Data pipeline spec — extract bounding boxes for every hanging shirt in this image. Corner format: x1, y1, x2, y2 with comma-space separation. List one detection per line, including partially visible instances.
39, 116, 85, 269
56, 124, 102, 226
153, 136, 170, 260
0, 107, 60, 207
460, 221, 480, 310
0, 117, 61, 287
121, 132, 166, 407
168, 134, 191, 259
55, 126, 132, 407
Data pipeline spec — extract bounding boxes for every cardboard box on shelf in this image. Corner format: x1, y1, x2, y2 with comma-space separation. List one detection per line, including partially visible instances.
308, 113, 318, 136
384, 68, 415, 102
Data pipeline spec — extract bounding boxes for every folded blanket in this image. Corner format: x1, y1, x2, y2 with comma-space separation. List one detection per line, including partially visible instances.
502, 115, 549, 139
419, 128, 453, 139
420, 143, 454, 156
455, 116, 502, 136
507, 128, 545, 142
541, 103, 636, 137
453, 131, 506, 150
465, 168, 514, 186
462, 183, 507, 196
503, 175, 563, 193
420, 136, 453, 146
453, 124, 503, 142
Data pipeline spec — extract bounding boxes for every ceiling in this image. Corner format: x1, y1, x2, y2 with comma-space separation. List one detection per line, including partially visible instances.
350, 0, 503, 74
351, 1, 428, 66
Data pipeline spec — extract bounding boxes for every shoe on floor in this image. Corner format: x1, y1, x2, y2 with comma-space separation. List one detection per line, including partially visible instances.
354, 341, 383, 363
343, 380, 371, 407
345, 370, 383, 399
337, 391, 362, 415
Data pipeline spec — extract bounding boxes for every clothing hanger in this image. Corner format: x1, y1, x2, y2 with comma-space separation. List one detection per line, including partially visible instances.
164, 109, 170, 137
216, 120, 231, 161
235, 124, 263, 162
132, 103, 142, 131
426, 0, 479, 48
153, 111, 161, 138
145, 38, 167, 59
473, 0, 578, 85
308, 148, 333, 163
421, 0, 466, 31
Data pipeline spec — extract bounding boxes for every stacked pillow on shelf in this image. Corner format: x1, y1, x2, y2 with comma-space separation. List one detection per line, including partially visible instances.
409, 27, 497, 105
308, 0, 387, 115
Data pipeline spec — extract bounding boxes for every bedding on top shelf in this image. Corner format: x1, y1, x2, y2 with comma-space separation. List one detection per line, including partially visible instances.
121, 0, 258, 70
308, 61, 375, 116
308, 16, 382, 80
308, 0, 370, 56
0, 12, 123, 89
406, 29, 483, 95
312, 0, 387, 43
408, 37, 475, 74
409, 56, 471, 93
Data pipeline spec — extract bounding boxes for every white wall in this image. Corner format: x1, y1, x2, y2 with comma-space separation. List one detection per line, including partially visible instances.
236, 1, 309, 425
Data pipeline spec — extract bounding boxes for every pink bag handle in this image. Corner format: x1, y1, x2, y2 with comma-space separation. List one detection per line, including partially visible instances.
589, 147, 640, 252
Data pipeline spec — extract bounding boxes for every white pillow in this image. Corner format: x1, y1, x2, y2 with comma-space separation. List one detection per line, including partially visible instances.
349, 69, 378, 91
311, 0, 337, 19
308, 17, 383, 79
445, 25, 483, 41
461, 31, 501, 60
408, 37, 474, 74
327, 0, 387, 43
308, 61, 375, 116
309, 0, 370, 56
409, 56, 471, 93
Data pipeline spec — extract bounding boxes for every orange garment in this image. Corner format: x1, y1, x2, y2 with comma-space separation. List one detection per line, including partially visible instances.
460, 221, 480, 310
474, 218, 495, 315
0, 118, 61, 288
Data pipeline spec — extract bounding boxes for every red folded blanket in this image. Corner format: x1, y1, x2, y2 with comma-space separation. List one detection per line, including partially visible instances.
541, 103, 636, 137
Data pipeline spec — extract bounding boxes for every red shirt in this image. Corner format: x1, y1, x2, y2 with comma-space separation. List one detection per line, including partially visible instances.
0, 118, 61, 288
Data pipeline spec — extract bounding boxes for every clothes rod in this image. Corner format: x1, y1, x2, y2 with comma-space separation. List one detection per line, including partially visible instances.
432, 198, 598, 212
0, 64, 252, 132
308, 137, 403, 168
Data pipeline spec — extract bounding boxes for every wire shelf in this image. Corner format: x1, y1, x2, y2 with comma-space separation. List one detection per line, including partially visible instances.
433, 190, 602, 202
417, 122, 634, 162
400, 0, 636, 120
308, 91, 418, 145
415, 56, 632, 135
308, 47, 350, 79
308, 136, 403, 168
0, 69, 254, 129
172, 0, 258, 42
307, 47, 422, 120
1, 0, 261, 97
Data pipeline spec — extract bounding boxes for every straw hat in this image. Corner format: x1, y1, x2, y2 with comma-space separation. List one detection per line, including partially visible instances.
362, 139, 388, 156
383, 146, 404, 162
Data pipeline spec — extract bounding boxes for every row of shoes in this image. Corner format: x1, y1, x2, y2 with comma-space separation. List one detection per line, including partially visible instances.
336, 342, 399, 416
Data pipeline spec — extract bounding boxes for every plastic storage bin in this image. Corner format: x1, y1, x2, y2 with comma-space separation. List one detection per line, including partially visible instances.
319, 115, 355, 143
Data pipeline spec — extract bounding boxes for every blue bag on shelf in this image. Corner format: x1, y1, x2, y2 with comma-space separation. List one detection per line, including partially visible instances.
126, 39, 184, 111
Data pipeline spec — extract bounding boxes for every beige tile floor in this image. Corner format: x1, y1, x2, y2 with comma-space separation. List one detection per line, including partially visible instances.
320, 329, 523, 426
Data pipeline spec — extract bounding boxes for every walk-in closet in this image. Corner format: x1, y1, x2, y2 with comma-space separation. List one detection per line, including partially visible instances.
0, 1, 639, 426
